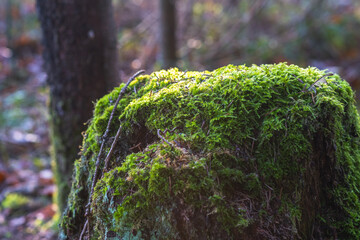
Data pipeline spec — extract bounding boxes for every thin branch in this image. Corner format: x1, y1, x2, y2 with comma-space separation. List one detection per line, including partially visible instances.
79, 70, 145, 240
307, 73, 333, 91
293, 73, 333, 93
129, 142, 142, 151
103, 70, 145, 140
157, 129, 175, 148
103, 125, 122, 174
87, 70, 145, 214
79, 219, 88, 240
291, 73, 304, 84
163, 127, 177, 135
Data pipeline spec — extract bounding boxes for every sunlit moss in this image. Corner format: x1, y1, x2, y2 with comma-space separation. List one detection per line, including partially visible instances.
1, 193, 31, 210
60, 63, 360, 239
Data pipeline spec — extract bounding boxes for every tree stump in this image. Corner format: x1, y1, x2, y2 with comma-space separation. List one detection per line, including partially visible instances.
60, 63, 360, 239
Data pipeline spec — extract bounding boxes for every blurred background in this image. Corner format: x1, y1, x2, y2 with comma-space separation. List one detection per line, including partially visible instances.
0, 0, 359, 239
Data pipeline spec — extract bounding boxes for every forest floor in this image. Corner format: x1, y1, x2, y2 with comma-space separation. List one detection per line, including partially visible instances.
0, 52, 57, 239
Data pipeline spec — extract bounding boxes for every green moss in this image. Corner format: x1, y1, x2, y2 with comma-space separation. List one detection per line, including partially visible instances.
1, 193, 31, 210
60, 63, 360, 239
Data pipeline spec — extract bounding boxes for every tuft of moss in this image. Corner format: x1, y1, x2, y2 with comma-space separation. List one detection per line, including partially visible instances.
1, 193, 31, 210
60, 63, 360, 239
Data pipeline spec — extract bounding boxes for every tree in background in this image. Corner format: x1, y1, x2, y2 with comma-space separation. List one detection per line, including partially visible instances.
159, 0, 177, 69
36, 0, 119, 213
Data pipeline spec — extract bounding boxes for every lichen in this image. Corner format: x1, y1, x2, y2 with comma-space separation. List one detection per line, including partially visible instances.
60, 63, 360, 239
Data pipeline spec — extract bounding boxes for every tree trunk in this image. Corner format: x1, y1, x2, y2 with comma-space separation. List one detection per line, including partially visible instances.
159, 0, 177, 69
36, 0, 119, 213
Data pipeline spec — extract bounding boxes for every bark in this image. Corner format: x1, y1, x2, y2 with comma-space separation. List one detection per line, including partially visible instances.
159, 0, 177, 69
5, 0, 13, 49
36, 0, 119, 213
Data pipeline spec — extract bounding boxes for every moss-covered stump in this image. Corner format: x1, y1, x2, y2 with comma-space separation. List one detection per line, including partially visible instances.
60, 63, 360, 239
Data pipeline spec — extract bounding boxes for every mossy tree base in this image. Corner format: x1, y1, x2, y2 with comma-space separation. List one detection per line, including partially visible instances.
60, 63, 360, 239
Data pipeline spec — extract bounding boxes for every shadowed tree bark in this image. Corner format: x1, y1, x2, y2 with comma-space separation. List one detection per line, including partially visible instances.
159, 0, 177, 69
36, 0, 119, 213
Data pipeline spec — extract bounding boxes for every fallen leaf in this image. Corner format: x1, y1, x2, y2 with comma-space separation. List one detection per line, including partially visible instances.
0, 170, 7, 184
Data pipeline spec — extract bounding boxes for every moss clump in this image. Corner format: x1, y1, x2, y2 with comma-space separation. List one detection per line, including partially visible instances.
60, 63, 360, 239
1, 193, 31, 210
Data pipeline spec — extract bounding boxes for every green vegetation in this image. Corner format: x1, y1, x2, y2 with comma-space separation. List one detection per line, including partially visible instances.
1, 193, 31, 210
60, 63, 360, 239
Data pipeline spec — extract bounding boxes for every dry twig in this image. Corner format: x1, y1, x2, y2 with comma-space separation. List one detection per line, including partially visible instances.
157, 129, 175, 148
79, 70, 145, 240
79, 219, 88, 240
103, 125, 123, 173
